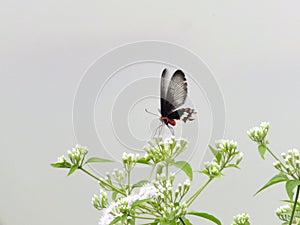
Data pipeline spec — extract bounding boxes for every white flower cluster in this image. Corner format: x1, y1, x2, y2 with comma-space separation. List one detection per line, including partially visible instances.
160, 201, 187, 222
67, 144, 88, 165
274, 149, 300, 177
276, 205, 292, 222
92, 189, 108, 210
204, 161, 222, 177
144, 137, 187, 163
122, 153, 139, 171
122, 153, 139, 163
216, 139, 238, 154
232, 213, 250, 225
152, 174, 189, 222
247, 122, 270, 143
98, 184, 158, 225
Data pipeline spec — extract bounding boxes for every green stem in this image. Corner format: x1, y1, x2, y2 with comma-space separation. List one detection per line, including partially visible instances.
179, 217, 186, 225
186, 178, 213, 207
166, 163, 169, 178
266, 146, 298, 180
79, 167, 126, 195
266, 146, 284, 165
128, 170, 131, 194
79, 167, 102, 182
132, 215, 156, 220
148, 165, 155, 180
289, 185, 300, 225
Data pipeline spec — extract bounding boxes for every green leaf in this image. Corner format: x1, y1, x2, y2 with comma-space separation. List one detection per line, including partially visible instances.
255, 173, 289, 196
174, 161, 193, 180
226, 164, 240, 169
67, 165, 78, 176
187, 211, 222, 225
131, 198, 149, 208
209, 146, 222, 163
286, 180, 300, 200
132, 180, 150, 189
109, 216, 121, 225
50, 162, 72, 168
258, 144, 267, 159
85, 157, 113, 164
160, 221, 176, 225
137, 157, 151, 164
209, 145, 218, 156
282, 199, 300, 207
140, 222, 158, 225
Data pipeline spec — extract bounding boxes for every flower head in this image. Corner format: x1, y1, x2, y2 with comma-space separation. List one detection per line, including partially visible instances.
144, 137, 187, 164
232, 213, 250, 225
204, 161, 222, 178
275, 148, 300, 178
92, 189, 108, 210
67, 144, 88, 166
276, 205, 292, 222
247, 122, 270, 144
216, 139, 238, 154
122, 153, 139, 171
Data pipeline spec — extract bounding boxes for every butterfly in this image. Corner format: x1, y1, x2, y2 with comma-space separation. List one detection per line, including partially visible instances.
146, 68, 196, 135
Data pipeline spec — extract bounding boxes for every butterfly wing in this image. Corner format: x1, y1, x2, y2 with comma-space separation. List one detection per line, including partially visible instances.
160, 69, 196, 124
165, 70, 188, 111
168, 108, 197, 123
160, 68, 176, 117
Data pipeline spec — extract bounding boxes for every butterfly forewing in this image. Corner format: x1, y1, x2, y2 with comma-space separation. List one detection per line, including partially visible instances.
165, 70, 187, 111
160, 69, 175, 117
160, 69, 170, 117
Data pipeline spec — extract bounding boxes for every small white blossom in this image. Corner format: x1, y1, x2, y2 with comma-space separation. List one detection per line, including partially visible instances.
57, 155, 67, 163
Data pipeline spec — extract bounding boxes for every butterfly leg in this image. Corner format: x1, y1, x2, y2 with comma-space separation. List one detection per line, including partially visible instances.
153, 123, 163, 137
167, 125, 175, 136
158, 123, 163, 136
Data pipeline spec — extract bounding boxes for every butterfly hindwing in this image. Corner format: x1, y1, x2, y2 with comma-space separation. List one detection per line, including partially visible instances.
177, 108, 197, 123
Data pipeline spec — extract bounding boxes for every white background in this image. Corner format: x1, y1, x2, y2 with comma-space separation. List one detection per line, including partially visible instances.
1, 1, 300, 225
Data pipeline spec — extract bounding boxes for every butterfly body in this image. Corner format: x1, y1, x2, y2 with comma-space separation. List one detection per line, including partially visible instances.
160, 116, 176, 126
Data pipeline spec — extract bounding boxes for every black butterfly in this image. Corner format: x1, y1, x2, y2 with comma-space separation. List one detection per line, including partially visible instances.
147, 68, 196, 135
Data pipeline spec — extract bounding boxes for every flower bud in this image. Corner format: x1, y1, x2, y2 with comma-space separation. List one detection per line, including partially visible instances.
232, 213, 250, 225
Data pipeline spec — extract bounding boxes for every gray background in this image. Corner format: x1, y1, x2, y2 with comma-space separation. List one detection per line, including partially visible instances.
1, 1, 300, 225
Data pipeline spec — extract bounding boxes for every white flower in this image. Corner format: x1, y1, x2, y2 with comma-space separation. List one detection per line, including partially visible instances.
216, 139, 238, 153
57, 155, 66, 163
138, 184, 158, 199
99, 201, 120, 225
260, 121, 270, 130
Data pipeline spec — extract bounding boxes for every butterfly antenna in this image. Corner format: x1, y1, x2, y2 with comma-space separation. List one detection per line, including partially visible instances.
145, 108, 160, 117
